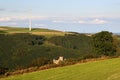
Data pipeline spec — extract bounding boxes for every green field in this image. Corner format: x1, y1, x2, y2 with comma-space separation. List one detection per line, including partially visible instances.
1, 58, 120, 80
0, 26, 67, 37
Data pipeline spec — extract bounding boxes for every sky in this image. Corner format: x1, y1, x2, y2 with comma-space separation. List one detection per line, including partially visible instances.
0, 0, 120, 33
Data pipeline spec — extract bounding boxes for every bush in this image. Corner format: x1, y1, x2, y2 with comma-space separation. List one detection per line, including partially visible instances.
29, 57, 50, 67
30, 36, 46, 45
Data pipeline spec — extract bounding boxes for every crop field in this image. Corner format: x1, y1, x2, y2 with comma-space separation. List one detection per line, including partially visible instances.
1, 58, 120, 80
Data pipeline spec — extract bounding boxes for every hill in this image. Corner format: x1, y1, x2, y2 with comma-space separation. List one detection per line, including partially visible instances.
0, 26, 66, 37
1, 58, 120, 80
0, 26, 92, 71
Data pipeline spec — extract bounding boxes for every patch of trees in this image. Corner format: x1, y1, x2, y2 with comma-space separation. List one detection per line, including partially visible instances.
0, 31, 120, 76
49, 34, 91, 50
0, 33, 46, 71
30, 36, 46, 45
92, 31, 117, 56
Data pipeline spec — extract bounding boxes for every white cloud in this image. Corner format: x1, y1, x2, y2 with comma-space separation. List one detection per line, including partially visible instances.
52, 20, 67, 23
52, 17, 108, 24
0, 17, 11, 22
78, 20, 86, 24
53, 19, 107, 24
90, 18, 107, 24
0, 16, 49, 22
35, 24, 46, 27
0, 16, 108, 26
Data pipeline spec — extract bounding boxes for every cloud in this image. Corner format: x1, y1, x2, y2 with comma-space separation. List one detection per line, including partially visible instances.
78, 20, 86, 24
52, 18, 108, 24
52, 20, 67, 23
35, 24, 46, 27
90, 19, 107, 24
0, 8, 6, 11
0, 16, 108, 27
14, 16, 49, 20
0, 17, 11, 22
0, 16, 48, 23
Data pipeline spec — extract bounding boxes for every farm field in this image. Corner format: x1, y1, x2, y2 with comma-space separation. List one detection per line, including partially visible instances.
0, 26, 67, 37
1, 58, 120, 80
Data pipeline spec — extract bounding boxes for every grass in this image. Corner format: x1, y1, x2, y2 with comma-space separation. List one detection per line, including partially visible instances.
0, 26, 69, 38
1, 58, 120, 80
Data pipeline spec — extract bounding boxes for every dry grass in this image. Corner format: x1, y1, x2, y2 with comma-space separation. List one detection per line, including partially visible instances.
0, 28, 8, 30
31, 32, 68, 36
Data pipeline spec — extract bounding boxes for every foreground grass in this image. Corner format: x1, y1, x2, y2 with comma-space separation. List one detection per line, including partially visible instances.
1, 58, 120, 80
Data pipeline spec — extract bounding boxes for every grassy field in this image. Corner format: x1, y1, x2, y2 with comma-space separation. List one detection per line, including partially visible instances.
1, 58, 120, 80
0, 26, 67, 37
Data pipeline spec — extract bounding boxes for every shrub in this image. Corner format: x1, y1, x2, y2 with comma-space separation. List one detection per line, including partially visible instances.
29, 57, 50, 67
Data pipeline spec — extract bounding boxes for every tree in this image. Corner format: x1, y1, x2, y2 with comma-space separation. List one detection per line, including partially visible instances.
92, 31, 116, 56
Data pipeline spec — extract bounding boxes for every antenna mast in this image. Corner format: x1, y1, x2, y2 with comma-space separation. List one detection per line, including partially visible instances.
29, 10, 32, 31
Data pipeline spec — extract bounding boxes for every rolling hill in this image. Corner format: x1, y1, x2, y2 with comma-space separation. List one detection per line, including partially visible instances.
0, 26, 66, 37
0, 26, 92, 71
1, 58, 120, 80
1, 26, 120, 80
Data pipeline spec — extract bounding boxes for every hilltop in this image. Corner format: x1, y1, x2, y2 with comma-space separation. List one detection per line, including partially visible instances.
0, 26, 67, 37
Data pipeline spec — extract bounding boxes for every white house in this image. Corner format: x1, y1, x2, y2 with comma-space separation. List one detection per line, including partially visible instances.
53, 56, 64, 64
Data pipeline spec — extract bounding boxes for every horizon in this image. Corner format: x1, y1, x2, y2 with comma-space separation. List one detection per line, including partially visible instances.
0, 0, 120, 33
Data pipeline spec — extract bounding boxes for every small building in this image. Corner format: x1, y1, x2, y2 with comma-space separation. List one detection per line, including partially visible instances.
53, 56, 64, 64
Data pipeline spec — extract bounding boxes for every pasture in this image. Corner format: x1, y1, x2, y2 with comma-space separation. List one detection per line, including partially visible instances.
1, 58, 120, 80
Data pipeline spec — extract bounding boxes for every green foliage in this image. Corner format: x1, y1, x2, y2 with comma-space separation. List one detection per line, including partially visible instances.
0, 30, 7, 34
28, 57, 50, 67
92, 31, 117, 56
49, 34, 92, 53
0, 27, 95, 73
2, 28, 119, 73
0, 33, 46, 70
0, 33, 91, 71
30, 35, 46, 45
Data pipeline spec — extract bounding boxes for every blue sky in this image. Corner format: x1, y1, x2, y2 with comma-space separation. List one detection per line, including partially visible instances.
0, 0, 120, 33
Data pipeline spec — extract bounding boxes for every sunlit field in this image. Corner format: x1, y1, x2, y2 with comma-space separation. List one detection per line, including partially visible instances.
1, 58, 120, 80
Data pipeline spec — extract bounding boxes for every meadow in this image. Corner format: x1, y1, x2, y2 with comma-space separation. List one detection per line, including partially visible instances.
1, 58, 120, 80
